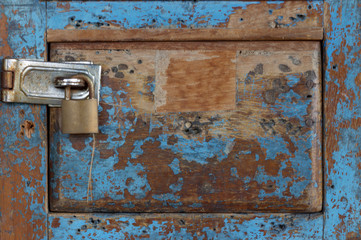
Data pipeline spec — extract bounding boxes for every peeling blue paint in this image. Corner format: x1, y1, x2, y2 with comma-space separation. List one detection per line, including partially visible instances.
47, 1, 264, 30
48, 213, 323, 239
152, 193, 182, 208
323, 1, 361, 238
255, 134, 313, 200
158, 134, 235, 165
257, 135, 290, 160
169, 177, 183, 192
4, 0, 354, 238
130, 137, 155, 159
168, 158, 181, 175
0, 1, 47, 239
230, 167, 239, 179
189, 202, 203, 208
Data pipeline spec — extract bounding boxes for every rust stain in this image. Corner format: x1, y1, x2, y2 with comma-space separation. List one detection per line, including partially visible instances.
0, 12, 13, 56
56, 2, 76, 13
51, 218, 60, 228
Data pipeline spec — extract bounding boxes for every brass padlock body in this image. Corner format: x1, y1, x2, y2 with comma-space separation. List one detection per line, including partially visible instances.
61, 99, 98, 134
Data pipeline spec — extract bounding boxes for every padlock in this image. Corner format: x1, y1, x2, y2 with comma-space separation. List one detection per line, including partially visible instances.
55, 75, 98, 134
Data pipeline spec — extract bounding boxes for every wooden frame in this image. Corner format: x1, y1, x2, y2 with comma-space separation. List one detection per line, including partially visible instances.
0, 0, 360, 239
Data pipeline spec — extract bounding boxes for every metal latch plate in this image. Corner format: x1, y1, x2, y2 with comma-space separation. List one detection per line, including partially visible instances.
1, 59, 101, 107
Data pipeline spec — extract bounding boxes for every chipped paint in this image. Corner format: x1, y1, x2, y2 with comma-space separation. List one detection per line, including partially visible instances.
49, 41, 321, 213
0, 0, 47, 239
158, 134, 235, 165
48, 213, 323, 239
324, 0, 361, 239
47, 1, 323, 33
47, 2, 260, 30
5, 0, 361, 238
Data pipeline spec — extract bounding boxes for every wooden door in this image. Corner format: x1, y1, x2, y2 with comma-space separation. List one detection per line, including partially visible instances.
1, 1, 361, 239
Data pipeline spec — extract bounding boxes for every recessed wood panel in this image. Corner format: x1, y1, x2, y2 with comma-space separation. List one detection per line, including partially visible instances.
49, 41, 321, 213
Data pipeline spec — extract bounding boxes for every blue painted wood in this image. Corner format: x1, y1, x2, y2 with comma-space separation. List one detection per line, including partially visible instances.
48, 42, 322, 213
46, 1, 325, 238
47, 1, 323, 31
48, 213, 323, 239
0, 0, 47, 239
3, 0, 361, 239
324, 0, 361, 239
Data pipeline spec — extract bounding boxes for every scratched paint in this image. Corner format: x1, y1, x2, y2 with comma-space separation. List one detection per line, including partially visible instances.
157, 134, 235, 165
48, 213, 323, 239
324, 0, 361, 239
47, 1, 322, 31
47, 1, 261, 30
0, 0, 47, 239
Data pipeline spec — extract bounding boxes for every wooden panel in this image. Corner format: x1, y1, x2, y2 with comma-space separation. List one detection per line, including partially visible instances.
46, 1, 323, 41
48, 213, 323, 239
49, 41, 322, 213
0, 1, 47, 240
324, 0, 361, 239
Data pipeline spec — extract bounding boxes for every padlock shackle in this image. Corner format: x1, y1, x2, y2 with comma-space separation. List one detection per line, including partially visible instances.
71, 74, 95, 99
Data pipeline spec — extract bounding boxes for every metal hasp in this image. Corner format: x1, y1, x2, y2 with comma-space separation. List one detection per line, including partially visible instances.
1, 58, 101, 107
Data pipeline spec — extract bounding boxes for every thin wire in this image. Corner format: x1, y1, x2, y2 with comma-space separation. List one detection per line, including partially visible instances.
87, 133, 96, 202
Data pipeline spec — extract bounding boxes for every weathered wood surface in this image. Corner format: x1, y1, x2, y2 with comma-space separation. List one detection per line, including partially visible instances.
47, 1, 324, 41
48, 213, 323, 239
324, 0, 361, 239
49, 41, 322, 213
5, 0, 361, 239
0, 1, 47, 239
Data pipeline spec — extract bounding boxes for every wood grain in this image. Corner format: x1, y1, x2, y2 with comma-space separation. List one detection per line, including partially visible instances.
47, 28, 323, 42
154, 50, 236, 113
49, 41, 322, 213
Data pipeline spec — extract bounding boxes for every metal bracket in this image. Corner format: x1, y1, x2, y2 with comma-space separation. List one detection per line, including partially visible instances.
1, 59, 101, 107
